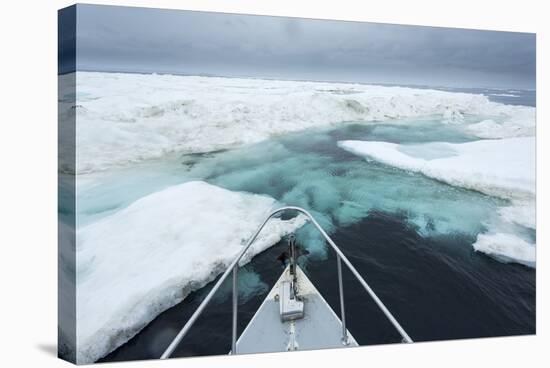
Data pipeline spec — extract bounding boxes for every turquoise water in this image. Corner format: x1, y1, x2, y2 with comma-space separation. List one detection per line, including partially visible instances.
77, 118, 506, 258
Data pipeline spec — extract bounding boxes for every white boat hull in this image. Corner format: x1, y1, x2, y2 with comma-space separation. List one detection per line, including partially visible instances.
235, 265, 358, 354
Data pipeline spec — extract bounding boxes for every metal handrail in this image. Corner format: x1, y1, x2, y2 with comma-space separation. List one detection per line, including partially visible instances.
160, 206, 412, 359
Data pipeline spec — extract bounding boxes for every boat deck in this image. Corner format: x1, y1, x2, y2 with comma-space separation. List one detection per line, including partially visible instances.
236, 265, 358, 354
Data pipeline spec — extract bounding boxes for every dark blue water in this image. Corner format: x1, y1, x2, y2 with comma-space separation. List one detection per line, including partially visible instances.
99, 121, 535, 363
444, 87, 535, 107
101, 214, 535, 362
397, 84, 536, 107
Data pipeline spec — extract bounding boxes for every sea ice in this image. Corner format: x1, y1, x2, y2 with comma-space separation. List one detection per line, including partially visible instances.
473, 233, 535, 267
338, 137, 536, 266
466, 119, 535, 139
73, 72, 535, 173
74, 181, 306, 363
337, 137, 535, 200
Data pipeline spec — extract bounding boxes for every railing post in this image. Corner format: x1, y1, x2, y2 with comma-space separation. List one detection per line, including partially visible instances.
231, 265, 238, 354
337, 254, 348, 344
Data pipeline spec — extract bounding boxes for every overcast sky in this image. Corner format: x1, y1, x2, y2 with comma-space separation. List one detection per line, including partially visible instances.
73, 4, 536, 89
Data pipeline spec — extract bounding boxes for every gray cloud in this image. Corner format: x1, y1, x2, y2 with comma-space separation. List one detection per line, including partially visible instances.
76, 4, 535, 89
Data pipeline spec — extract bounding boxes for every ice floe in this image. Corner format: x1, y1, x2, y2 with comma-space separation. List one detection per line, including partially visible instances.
338, 137, 535, 267
466, 118, 535, 139
75, 181, 306, 363
473, 233, 535, 267
337, 137, 534, 200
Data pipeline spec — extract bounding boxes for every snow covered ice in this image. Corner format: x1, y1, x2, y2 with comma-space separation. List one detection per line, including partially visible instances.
74, 181, 306, 363
337, 137, 535, 200
338, 137, 535, 267
473, 233, 535, 267
73, 72, 535, 173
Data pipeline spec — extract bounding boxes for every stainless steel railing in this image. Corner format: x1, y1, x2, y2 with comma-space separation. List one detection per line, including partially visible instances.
160, 206, 412, 359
